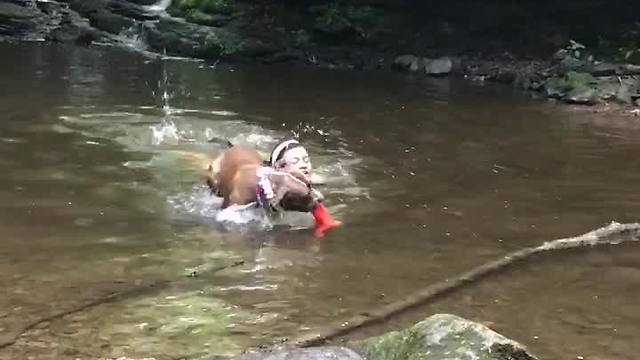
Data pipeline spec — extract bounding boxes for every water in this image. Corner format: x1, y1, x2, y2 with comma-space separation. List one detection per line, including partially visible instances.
1, 42, 640, 360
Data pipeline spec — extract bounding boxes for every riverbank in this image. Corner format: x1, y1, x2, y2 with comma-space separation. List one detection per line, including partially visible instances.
2, 0, 640, 111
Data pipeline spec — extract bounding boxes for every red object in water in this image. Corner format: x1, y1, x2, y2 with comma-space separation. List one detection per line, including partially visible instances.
312, 202, 342, 237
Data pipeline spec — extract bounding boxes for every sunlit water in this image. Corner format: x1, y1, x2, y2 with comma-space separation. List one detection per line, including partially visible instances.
1, 43, 640, 360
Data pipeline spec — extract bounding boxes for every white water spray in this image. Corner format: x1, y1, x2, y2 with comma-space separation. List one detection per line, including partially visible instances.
144, 0, 172, 12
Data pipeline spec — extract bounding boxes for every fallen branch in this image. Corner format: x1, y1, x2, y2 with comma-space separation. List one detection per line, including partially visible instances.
287, 222, 640, 348
0, 260, 245, 349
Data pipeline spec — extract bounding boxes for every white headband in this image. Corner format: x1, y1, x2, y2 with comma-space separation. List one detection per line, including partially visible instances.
270, 139, 300, 167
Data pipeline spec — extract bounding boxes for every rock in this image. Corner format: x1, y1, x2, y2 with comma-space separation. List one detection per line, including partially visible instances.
596, 77, 622, 101
559, 56, 586, 72
48, 8, 104, 44
0, 1, 49, 40
393, 54, 422, 72
625, 49, 640, 65
143, 17, 246, 59
593, 76, 640, 104
0, 0, 104, 44
108, 0, 159, 21
225, 314, 537, 360
233, 347, 365, 360
261, 48, 307, 64
353, 314, 537, 360
240, 38, 281, 57
126, 0, 157, 5
184, 10, 231, 27
590, 62, 620, 76
424, 56, 452, 76
544, 71, 597, 100
88, 9, 134, 34
563, 87, 599, 105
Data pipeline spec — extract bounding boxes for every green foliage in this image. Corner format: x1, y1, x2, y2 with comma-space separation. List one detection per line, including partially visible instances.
310, 1, 379, 38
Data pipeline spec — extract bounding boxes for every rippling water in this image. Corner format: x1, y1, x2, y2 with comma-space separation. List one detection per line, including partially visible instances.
1, 43, 640, 360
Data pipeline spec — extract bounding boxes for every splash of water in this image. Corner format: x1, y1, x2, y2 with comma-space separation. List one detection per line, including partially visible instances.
159, 49, 173, 116
144, 0, 173, 12
117, 25, 147, 52
150, 120, 180, 145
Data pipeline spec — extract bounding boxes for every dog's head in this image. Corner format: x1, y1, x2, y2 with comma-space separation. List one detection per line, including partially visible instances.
267, 169, 321, 213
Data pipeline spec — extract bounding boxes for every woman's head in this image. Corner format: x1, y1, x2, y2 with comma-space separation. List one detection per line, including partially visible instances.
269, 139, 312, 181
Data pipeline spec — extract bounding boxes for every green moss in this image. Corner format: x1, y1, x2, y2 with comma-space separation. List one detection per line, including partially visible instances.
544, 71, 597, 96
361, 328, 428, 360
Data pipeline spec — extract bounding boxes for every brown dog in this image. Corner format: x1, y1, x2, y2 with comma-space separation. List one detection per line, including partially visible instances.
205, 144, 318, 212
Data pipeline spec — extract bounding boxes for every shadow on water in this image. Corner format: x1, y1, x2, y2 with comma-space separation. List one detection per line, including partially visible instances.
1, 42, 640, 360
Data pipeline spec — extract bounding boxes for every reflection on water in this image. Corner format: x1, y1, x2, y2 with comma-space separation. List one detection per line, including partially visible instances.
1, 42, 640, 360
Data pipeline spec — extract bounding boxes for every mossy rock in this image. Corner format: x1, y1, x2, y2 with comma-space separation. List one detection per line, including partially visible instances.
223, 314, 537, 360
544, 71, 597, 98
354, 314, 537, 360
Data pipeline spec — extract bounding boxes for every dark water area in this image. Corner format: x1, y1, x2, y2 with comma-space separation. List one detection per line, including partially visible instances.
1, 42, 639, 360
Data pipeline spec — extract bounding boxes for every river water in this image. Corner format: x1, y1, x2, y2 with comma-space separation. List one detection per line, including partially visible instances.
1, 42, 639, 360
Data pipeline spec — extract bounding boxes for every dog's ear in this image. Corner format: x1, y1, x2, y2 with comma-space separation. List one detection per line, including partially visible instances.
279, 192, 315, 212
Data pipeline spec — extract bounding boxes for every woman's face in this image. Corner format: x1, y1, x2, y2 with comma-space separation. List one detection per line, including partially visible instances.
277, 146, 312, 181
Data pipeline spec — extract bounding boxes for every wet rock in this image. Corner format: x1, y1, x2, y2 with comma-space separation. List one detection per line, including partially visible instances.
544, 71, 597, 101
353, 314, 537, 360
564, 87, 599, 105
393, 54, 422, 72
234, 347, 365, 360
48, 9, 104, 44
0, 1, 50, 40
0, 0, 104, 44
625, 49, 640, 65
184, 10, 231, 27
592, 76, 640, 104
128, 0, 157, 4
424, 56, 452, 76
590, 62, 620, 77
261, 48, 307, 64
88, 9, 134, 34
108, 0, 159, 21
226, 314, 537, 360
143, 17, 246, 59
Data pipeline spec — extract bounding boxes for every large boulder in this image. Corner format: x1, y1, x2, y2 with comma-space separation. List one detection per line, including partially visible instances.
235, 347, 365, 360
143, 17, 247, 59
393, 54, 423, 72
353, 314, 536, 360
0, 0, 105, 44
424, 56, 453, 76
227, 314, 537, 360
0, 1, 52, 40
543, 71, 597, 100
